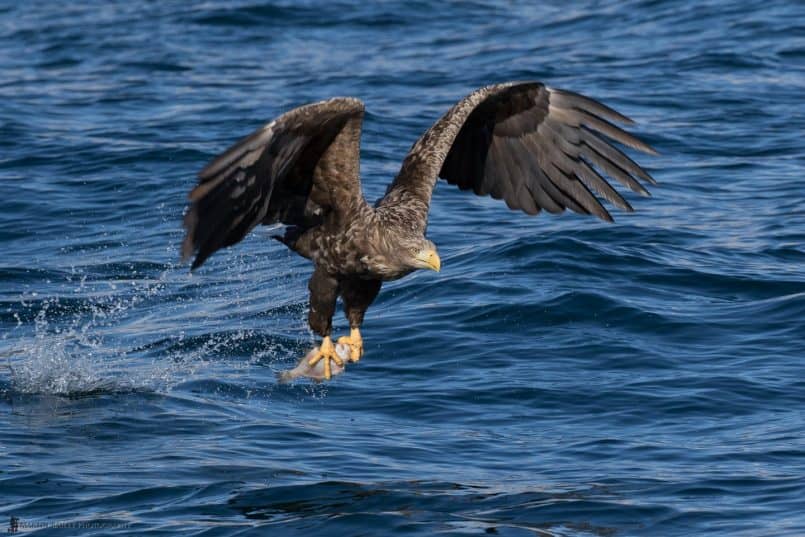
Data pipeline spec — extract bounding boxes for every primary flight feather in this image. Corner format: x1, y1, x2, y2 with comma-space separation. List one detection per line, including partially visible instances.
182, 81, 657, 379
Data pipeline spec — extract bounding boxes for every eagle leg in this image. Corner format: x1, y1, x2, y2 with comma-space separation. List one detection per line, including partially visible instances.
307, 336, 344, 380
337, 328, 363, 362
338, 278, 381, 364
305, 269, 344, 380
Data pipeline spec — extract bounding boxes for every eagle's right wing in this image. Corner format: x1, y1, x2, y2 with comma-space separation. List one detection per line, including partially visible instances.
181, 98, 365, 269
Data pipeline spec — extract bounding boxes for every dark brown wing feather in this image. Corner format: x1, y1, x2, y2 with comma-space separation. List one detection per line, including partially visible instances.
181, 97, 364, 269
382, 82, 657, 226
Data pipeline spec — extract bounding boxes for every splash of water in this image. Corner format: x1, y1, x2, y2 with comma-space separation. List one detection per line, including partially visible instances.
1, 273, 195, 396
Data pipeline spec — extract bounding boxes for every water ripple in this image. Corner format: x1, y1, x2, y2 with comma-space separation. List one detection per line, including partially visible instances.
1, 0, 804, 535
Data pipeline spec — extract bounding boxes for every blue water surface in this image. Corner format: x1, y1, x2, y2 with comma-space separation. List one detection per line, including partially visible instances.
1, 1, 804, 535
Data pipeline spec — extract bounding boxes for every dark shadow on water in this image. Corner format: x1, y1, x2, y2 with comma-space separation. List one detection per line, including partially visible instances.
228, 479, 672, 536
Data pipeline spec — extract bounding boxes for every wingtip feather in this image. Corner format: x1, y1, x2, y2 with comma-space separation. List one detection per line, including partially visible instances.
550, 87, 637, 125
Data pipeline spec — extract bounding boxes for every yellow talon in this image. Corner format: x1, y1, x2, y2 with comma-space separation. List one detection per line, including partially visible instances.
307, 336, 343, 380
337, 327, 363, 362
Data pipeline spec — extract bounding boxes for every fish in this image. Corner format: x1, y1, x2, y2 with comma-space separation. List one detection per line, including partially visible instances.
277, 342, 350, 383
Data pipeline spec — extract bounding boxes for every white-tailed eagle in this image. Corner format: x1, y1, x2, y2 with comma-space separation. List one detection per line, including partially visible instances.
182, 82, 657, 379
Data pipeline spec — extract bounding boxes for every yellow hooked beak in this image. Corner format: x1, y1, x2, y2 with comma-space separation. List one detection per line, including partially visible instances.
415, 248, 441, 272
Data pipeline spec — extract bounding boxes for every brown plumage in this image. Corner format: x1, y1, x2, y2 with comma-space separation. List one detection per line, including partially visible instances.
182, 81, 658, 377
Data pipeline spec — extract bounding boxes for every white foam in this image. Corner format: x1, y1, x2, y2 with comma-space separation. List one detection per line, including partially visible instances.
1, 276, 190, 396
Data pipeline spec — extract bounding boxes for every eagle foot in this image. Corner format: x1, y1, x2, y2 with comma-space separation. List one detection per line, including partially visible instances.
307, 336, 344, 380
337, 328, 363, 363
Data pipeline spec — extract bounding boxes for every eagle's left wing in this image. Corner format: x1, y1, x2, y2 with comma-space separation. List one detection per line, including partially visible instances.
381, 82, 657, 226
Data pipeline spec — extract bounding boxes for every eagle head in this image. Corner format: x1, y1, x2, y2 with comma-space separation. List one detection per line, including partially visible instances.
361, 235, 441, 280
406, 238, 441, 272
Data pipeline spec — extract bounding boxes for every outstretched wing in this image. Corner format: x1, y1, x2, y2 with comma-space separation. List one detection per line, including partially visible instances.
182, 97, 364, 269
381, 82, 657, 226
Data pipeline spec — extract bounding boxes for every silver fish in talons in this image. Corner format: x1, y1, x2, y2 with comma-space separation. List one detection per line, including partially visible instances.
277, 343, 351, 383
